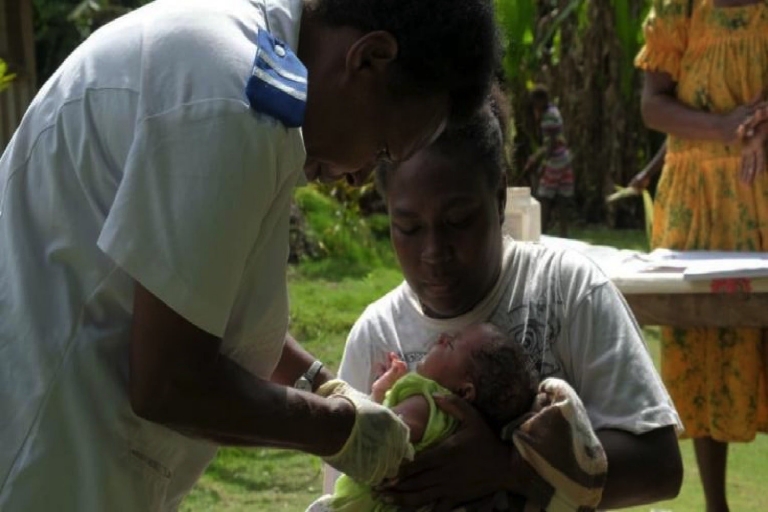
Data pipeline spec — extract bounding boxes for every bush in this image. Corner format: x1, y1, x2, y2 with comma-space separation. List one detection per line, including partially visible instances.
293, 186, 393, 279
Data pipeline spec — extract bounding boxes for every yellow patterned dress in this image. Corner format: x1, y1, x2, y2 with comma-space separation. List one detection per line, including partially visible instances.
635, 0, 768, 441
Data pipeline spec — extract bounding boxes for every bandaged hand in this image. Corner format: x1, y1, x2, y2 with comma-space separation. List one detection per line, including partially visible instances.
317, 379, 414, 485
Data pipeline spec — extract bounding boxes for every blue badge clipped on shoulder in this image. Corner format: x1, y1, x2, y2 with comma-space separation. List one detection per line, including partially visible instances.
245, 29, 307, 128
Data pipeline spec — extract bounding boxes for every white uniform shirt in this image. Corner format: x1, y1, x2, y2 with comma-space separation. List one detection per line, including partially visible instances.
339, 239, 681, 435
0, 0, 305, 509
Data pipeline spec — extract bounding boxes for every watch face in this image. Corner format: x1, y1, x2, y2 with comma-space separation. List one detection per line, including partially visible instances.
295, 377, 312, 392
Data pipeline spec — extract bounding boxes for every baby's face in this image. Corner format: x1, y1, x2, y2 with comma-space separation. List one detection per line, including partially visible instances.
416, 324, 492, 390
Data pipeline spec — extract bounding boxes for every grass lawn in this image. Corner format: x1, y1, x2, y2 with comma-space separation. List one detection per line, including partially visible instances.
182, 228, 768, 511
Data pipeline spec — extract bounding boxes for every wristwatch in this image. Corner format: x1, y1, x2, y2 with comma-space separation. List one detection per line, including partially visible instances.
294, 360, 324, 392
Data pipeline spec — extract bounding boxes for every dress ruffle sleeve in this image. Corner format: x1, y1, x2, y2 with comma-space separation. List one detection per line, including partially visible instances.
635, 0, 690, 81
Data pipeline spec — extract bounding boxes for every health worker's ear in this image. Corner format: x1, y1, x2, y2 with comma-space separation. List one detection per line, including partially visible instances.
344, 31, 398, 84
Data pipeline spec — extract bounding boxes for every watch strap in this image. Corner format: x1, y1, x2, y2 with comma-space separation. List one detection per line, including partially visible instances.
303, 360, 324, 385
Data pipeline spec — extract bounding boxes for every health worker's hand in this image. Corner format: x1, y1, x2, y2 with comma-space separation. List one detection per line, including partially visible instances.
377, 394, 516, 512
317, 379, 413, 486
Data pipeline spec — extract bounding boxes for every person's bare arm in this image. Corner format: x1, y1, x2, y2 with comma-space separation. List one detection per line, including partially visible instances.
629, 141, 667, 190
379, 396, 682, 510
641, 71, 763, 142
390, 395, 430, 444
270, 333, 334, 391
129, 283, 353, 455
596, 426, 682, 508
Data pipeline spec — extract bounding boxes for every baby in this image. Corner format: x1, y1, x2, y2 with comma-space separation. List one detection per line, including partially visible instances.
307, 322, 538, 512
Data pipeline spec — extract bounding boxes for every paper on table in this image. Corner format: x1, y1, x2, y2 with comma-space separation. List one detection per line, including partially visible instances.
539, 237, 768, 281
638, 249, 768, 281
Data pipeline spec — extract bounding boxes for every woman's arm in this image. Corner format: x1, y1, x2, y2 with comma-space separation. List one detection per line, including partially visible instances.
597, 427, 682, 507
629, 141, 666, 190
378, 395, 682, 510
129, 284, 354, 455
641, 70, 762, 142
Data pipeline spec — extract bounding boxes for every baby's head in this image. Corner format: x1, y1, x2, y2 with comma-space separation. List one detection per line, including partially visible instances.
417, 323, 538, 431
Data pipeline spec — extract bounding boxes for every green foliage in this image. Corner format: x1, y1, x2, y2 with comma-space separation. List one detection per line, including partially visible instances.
493, 0, 588, 87
494, 0, 538, 81
0, 59, 15, 93
68, 0, 132, 38
293, 186, 392, 280
611, 0, 652, 101
33, 0, 147, 84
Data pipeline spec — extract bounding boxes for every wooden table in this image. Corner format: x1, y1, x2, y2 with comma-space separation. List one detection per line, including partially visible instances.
612, 274, 768, 328
537, 236, 768, 328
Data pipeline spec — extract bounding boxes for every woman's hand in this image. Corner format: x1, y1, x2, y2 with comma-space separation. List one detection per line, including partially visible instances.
376, 394, 515, 511
739, 120, 768, 185
628, 169, 652, 191
720, 95, 766, 143
737, 104, 768, 139
628, 142, 667, 191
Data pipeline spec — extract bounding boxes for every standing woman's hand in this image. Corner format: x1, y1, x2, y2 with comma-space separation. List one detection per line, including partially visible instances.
739, 118, 768, 184
628, 169, 653, 191
720, 95, 767, 142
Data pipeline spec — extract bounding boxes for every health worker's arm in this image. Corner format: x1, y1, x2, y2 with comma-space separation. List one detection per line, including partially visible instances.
129, 283, 353, 456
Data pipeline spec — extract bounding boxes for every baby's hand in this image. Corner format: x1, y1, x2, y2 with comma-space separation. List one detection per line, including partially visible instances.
371, 353, 408, 403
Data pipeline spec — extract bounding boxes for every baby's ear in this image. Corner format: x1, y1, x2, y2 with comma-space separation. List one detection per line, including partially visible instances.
456, 382, 476, 402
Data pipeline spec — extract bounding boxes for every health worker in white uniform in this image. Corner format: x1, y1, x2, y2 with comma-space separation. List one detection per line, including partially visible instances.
0, 0, 500, 509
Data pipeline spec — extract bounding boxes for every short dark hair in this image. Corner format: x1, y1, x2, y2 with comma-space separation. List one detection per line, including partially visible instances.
468, 323, 538, 432
308, 0, 500, 123
376, 83, 510, 197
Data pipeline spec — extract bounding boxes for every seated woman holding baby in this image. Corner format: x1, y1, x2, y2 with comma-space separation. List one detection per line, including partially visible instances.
320, 86, 684, 511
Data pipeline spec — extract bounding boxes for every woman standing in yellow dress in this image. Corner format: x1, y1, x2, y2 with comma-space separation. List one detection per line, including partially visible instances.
635, 1, 768, 511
